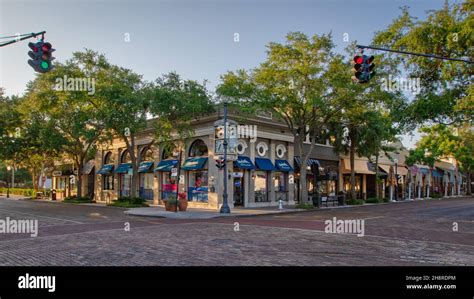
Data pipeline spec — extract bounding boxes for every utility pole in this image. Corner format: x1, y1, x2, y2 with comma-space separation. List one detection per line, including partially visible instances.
0, 31, 46, 48
356, 45, 473, 64
220, 101, 231, 214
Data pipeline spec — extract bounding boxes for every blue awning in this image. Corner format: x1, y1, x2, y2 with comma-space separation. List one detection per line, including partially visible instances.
182, 157, 208, 171
97, 164, 114, 175
294, 156, 320, 168
234, 156, 256, 170
138, 161, 154, 173
115, 163, 132, 174
419, 168, 430, 175
255, 158, 276, 171
433, 169, 444, 178
154, 160, 178, 172
275, 159, 294, 172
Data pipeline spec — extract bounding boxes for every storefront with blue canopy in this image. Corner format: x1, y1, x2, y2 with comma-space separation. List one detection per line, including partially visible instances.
182, 157, 209, 202
274, 159, 293, 202
154, 160, 178, 200
254, 158, 276, 202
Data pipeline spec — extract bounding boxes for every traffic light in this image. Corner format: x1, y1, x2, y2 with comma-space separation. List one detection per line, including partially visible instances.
28, 41, 55, 73
215, 158, 225, 169
351, 55, 376, 83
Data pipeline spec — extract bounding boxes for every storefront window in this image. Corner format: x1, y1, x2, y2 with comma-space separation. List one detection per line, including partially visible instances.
139, 147, 154, 200
104, 176, 114, 190
120, 150, 132, 197
343, 175, 362, 198
103, 152, 114, 191
188, 170, 208, 202
274, 171, 287, 201
161, 173, 177, 199
186, 139, 209, 202
254, 171, 268, 202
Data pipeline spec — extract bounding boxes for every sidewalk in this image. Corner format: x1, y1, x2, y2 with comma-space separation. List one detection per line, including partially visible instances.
124, 205, 306, 219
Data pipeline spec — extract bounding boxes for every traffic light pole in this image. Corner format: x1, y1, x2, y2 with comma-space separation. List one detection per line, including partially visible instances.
356, 44, 473, 64
220, 101, 231, 214
0, 31, 46, 48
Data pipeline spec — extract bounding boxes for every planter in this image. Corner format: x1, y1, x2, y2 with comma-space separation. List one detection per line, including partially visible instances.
178, 200, 188, 211
165, 202, 177, 212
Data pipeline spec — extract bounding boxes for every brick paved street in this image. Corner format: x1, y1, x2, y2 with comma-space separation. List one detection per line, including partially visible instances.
0, 197, 473, 266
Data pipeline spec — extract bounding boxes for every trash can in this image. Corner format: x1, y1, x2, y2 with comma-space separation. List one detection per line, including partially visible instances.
51, 189, 56, 201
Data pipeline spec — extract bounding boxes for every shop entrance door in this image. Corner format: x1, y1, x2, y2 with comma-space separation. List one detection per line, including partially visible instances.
233, 175, 244, 206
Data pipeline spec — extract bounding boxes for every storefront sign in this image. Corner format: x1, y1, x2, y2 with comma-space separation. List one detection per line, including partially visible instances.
171, 167, 178, 177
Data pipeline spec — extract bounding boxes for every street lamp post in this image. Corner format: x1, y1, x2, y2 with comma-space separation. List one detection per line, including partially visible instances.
220, 101, 231, 214
394, 159, 398, 201
6, 166, 11, 198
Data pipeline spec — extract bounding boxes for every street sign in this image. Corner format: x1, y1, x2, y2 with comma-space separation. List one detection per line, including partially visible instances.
52, 171, 62, 177
231, 172, 243, 178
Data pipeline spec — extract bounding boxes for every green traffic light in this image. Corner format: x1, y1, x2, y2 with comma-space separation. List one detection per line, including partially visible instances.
40, 61, 50, 70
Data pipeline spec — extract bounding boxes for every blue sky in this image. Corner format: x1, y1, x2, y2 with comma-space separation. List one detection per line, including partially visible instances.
0, 0, 454, 147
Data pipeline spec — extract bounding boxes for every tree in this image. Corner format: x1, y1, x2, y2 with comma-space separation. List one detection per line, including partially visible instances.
147, 72, 215, 150
217, 32, 345, 203
357, 111, 399, 199
407, 124, 474, 195
373, 1, 474, 127
21, 50, 109, 198
326, 47, 405, 200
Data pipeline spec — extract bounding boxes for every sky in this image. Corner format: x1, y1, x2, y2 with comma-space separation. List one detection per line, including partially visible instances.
0, 0, 455, 148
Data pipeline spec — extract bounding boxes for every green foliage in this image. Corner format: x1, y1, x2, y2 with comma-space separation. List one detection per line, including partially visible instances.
295, 202, 315, 210
365, 197, 384, 204
373, 2, 474, 126
163, 195, 178, 205
346, 199, 364, 205
0, 188, 35, 197
108, 197, 149, 208
63, 196, 95, 204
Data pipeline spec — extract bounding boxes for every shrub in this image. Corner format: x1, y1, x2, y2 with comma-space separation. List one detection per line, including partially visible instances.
163, 195, 178, 205
295, 202, 315, 210
347, 199, 364, 205
63, 196, 95, 204
109, 197, 149, 208
0, 188, 35, 197
365, 197, 383, 204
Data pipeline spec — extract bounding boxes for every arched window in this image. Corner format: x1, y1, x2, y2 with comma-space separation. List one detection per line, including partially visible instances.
121, 150, 132, 163
189, 139, 208, 157
104, 152, 114, 164
140, 146, 154, 162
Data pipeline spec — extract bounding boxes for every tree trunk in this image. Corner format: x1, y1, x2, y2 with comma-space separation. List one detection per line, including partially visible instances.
375, 154, 379, 199
350, 136, 356, 200
31, 169, 38, 193
76, 159, 84, 198
467, 171, 472, 195
130, 135, 138, 198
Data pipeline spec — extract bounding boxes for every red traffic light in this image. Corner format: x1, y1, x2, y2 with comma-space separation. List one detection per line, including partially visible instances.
28, 42, 39, 52
353, 55, 363, 65
366, 55, 375, 64
42, 42, 52, 52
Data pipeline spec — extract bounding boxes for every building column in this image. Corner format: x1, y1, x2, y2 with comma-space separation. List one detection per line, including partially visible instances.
362, 174, 367, 200
249, 140, 256, 206
338, 160, 344, 192
288, 143, 295, 205
269, 140, 276, 203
